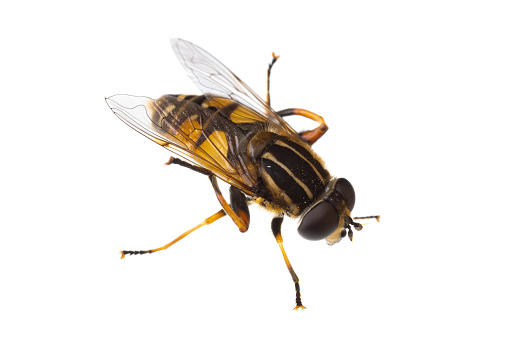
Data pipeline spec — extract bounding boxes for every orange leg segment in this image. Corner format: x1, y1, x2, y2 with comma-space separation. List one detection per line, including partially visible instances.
120, 209, 226, 259
263, 53, 328, 145
209, 175, 250, 232
277, 108, 329, 145
166, 157, 251, 232
120, 157, 252, 258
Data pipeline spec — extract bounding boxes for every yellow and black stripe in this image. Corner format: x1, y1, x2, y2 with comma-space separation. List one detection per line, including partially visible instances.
151, 94, 330, 217
258, 135, 330, 216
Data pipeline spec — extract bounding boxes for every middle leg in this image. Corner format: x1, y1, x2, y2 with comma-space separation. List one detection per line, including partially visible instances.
167, 157, 251, 232
209, 175, 250, 232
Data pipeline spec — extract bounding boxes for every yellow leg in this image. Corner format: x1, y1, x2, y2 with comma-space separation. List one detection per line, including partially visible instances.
271, 216, 306, 310
120, 210, 226, 259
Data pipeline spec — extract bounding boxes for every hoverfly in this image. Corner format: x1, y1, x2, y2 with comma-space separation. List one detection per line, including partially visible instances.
106, 39, 379, 310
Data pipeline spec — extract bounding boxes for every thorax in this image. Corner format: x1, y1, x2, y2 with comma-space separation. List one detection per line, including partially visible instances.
247, 131, 330, 217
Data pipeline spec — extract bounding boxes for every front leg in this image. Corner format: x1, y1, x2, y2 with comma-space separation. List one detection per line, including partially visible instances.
271, 216, 306, 310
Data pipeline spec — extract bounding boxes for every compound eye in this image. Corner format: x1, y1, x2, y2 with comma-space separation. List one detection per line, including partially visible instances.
336, 178, 355, 211
298, 201, 339, 241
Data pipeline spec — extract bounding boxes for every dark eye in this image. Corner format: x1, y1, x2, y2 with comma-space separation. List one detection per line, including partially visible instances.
298, 201, 339, 241
336, 178, 355, 211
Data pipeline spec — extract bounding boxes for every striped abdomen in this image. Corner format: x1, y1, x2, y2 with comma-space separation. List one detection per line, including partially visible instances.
249, 132, 331, 217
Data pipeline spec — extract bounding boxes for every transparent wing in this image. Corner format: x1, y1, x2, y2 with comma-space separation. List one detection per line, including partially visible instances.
105, 94, 257, 191
171, 38, 298, 135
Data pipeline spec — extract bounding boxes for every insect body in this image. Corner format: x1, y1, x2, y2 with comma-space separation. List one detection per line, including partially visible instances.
106, 39, 378, 310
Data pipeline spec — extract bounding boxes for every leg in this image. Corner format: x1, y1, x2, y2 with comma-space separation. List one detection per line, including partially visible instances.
271, 216, 306, 310
167, 156, 250, 232
266, 52, 280, 106
165, 156, 212, 176
166, 157, 250, 232
120, 210, 226, 258
263, 53, 328, 145
120, 183, 251, 258
276, 108, 329, 145
264, 54, 327, 145
120, 158, 251, 258
209, 175, 250, 232
229, 185, 250, 231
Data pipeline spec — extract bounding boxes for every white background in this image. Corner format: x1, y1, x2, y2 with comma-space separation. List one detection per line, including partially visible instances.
2, 1, 508, 338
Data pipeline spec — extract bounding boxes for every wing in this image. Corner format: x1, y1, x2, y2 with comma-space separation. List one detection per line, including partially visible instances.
171, 38, 298, 135
105, 94, 258, 192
